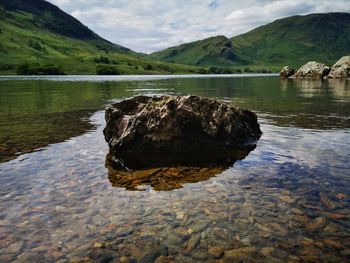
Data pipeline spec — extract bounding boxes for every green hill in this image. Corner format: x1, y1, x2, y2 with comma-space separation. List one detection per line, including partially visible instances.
0, 0, 198, 75
150, 36, 245, 67
150, 12, 350, 70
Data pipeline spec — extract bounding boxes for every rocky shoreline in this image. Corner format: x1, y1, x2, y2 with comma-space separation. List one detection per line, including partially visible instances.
280, 56, 350, 79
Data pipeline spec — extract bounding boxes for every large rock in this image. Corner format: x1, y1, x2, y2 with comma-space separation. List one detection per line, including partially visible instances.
292, 61, 330, 79
279, 66, 295, 78
328, 56, 350, 78
103, 95, 261, 170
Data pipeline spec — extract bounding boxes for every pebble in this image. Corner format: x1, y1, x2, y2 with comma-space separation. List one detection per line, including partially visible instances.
224, 247, 256, 261
208, 246, 224, 259
270, 223, 289, 236
323, 239, 343, 249
307, 217, 327, 231
320, 194, 337, 210
139, 248, 161, 263
192, 251, 208, 260
291, 208, 304, 215
260, 247, 274, 257
173, 227, 190, 240
5, 241, 24, 254
279, 195, 295, 204
185, 234, 200, 252
326, 213, 348, 220
336, 193, 347, 200
119, 256, 130, 263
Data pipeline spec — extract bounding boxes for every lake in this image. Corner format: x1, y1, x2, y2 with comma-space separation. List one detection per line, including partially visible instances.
0, 75, 349, 262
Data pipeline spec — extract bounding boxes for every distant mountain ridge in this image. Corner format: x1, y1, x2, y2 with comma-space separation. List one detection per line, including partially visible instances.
150, 12, 350, 69
0, 0, 131, 52
0, 0, 197, 74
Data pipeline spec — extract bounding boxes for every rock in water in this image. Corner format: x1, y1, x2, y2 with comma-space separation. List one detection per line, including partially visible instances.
292, 61, 330, 79
103, 95, 261, 169
328, 56, 350, 78
279, 66, 295, 78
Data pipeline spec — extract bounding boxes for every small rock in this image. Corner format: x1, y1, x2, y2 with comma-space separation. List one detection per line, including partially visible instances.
175, 211, 185, 220
307, 217, 326, 231
326, 213, 348, 220
323, 239, 343, 249
260, 247, 274, 257
192, 251, 208, 260
292, 61, 330, 79
320, 194, 336, 210
279, 66, 295, 78
279, 195, 295, 204
207, 187, 218, 194
270, 223, 289, 236
93, 242, 106, 248
292, 215, 310, 224
258, 231, 272, 238
225, 247, 256, 261
208, 246, 224, 259
139, 249, 161, 263
185, 234, 201, 252
119, 256, 130, 263
291, 208, 304, 215
328, 56, 350, 78
173, 227, 190, 240
336, 193, 347, 200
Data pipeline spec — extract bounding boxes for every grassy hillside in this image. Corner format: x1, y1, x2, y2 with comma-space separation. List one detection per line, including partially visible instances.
150, 36, 245, 66
232, 12, 350, 68
150, 12, 350, 70
0, 0, 199, 75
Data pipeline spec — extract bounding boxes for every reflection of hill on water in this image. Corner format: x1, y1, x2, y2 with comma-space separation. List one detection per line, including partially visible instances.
105, 145, 256, 191
0, 110, 95, 163
274, 79, 350, 130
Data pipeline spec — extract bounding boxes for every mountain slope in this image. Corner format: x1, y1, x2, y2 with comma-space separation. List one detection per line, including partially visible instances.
150, 36, 245, 66
232, 12, 350, 68
0, 0, 197, 74
151, 12, 350, 69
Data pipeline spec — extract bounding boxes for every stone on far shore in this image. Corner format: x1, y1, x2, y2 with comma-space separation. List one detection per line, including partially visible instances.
291, 61, 330, 79
328, 56, 350, 78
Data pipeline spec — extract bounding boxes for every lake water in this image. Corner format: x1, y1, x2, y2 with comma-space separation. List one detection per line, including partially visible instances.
0, 75, 349, 262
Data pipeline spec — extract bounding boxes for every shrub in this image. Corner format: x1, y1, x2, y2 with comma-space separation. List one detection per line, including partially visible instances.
143, 64, 154, 71
16, 63, 65, 75
27, 39, 42, 51
94, 56, 111, 64
96, 65, 120, 75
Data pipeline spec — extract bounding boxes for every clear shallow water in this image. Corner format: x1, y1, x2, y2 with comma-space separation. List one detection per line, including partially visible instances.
0, 76, 350, 262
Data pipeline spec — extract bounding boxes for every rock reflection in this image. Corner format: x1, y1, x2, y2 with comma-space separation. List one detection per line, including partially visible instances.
105, 145, 256, 191
327, 79, 350, 99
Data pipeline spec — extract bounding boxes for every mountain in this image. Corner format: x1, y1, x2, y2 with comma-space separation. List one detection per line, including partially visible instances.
150, 13, 350, 70
0, 0, 197, 74
150, 36, 245, 67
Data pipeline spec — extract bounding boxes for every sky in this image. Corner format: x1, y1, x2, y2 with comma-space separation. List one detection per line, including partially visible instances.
47, 0, 350, 53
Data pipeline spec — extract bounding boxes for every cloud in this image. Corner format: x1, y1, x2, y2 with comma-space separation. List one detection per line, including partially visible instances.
47, 0, 350, 53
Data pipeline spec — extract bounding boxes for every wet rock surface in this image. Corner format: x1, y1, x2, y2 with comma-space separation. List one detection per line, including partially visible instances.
292, 61, 330, 79
104, 95, 262, 170
328, 56, 350, 78
279, 66, 295, 78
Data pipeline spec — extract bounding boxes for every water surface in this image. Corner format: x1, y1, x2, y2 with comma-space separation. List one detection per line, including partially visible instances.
0, 75, 349, 262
